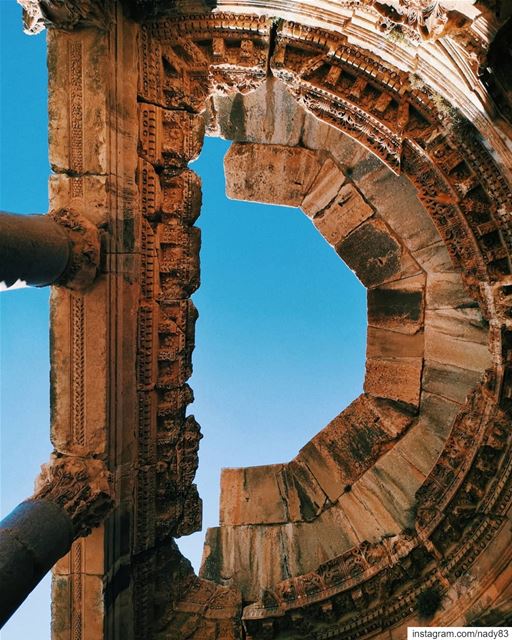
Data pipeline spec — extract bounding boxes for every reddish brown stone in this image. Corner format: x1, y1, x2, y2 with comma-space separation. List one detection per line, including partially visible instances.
312, 183, 374, 246
297, 395, 412, 503
224, 143, 322, 207
364, 357, 423, 406
336, 219, 402, 287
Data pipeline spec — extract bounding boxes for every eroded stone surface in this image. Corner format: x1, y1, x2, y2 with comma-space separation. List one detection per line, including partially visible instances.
364, 357, 423, 406
336, 219, 402, 288
312, 183, 374, 246
296, 395, 413, 504
300, 158, 346, 217
225, 142, 322, 207
368, 277, 425, 334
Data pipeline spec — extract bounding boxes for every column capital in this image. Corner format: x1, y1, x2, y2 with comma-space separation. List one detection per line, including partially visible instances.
32, 454, 114, 539
49, 208, 101, 291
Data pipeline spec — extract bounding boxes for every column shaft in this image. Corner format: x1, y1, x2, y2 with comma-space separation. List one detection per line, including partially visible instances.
0, 212, 71, 288
0, 500, 73, 628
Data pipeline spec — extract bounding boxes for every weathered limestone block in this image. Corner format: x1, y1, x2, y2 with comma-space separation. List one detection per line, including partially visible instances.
422, 360, 482, 405
219, 459, 328, 526
364, 357, 423, 406
413, 240, 457, 273
300, 114, 370, 170
336, 219, 402, 287
202, 514, 360, 603
354, 163, 440, 252
207, 77, 306, 146
426, 272, 477, 309
366, 326, 424, 358
220, 466, 287, 527
368, 275, 425, 334
339, 483, 405, 542
48, 29, 111, 175
50, 285, 110, 456
424, 327, 492, 371
224, 143, 322, 207
52, 573, 104, 640
139, 104, 204, 168
351, 446, 427, 532
202, 525, 290, 602
300, 158, 346, 218
296, 395, 413, 503
54, 527, 104, 576
395, 392, 462, 476
425, 307, 488, 344
311, 183, 374, 246
280, 459, 330, 523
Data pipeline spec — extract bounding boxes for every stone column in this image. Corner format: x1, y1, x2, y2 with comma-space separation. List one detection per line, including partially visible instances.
0, 456, 112, 628
0, 209, 100, 290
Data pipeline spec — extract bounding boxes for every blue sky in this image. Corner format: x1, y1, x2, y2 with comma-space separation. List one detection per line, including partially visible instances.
0, 2, 366, 636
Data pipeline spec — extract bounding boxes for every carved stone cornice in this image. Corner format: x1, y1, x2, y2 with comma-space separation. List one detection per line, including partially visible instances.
32, 454, 114, 539
17, 0, 111, 34
49, 208, 101, 291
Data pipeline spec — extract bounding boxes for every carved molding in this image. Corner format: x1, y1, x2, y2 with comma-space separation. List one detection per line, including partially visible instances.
32, 454, 114, 539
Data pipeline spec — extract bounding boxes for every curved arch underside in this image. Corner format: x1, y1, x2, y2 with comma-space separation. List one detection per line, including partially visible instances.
43, 4, 512, 640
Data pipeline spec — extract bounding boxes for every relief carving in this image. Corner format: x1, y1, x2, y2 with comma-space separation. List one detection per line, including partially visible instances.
30, 10, 512, 640
49, 208, 101, 291
373, 1, 471, 41
32, 454, 113, 539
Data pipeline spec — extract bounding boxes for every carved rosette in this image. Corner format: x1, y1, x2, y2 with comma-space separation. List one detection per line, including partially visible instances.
48, 208, 101, 291
32, 454, 114, 539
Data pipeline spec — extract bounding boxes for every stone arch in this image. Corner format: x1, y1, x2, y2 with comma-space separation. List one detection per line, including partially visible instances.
134, 14, 512, 635
38, 5, 512, 639
198, 137, 490, 603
